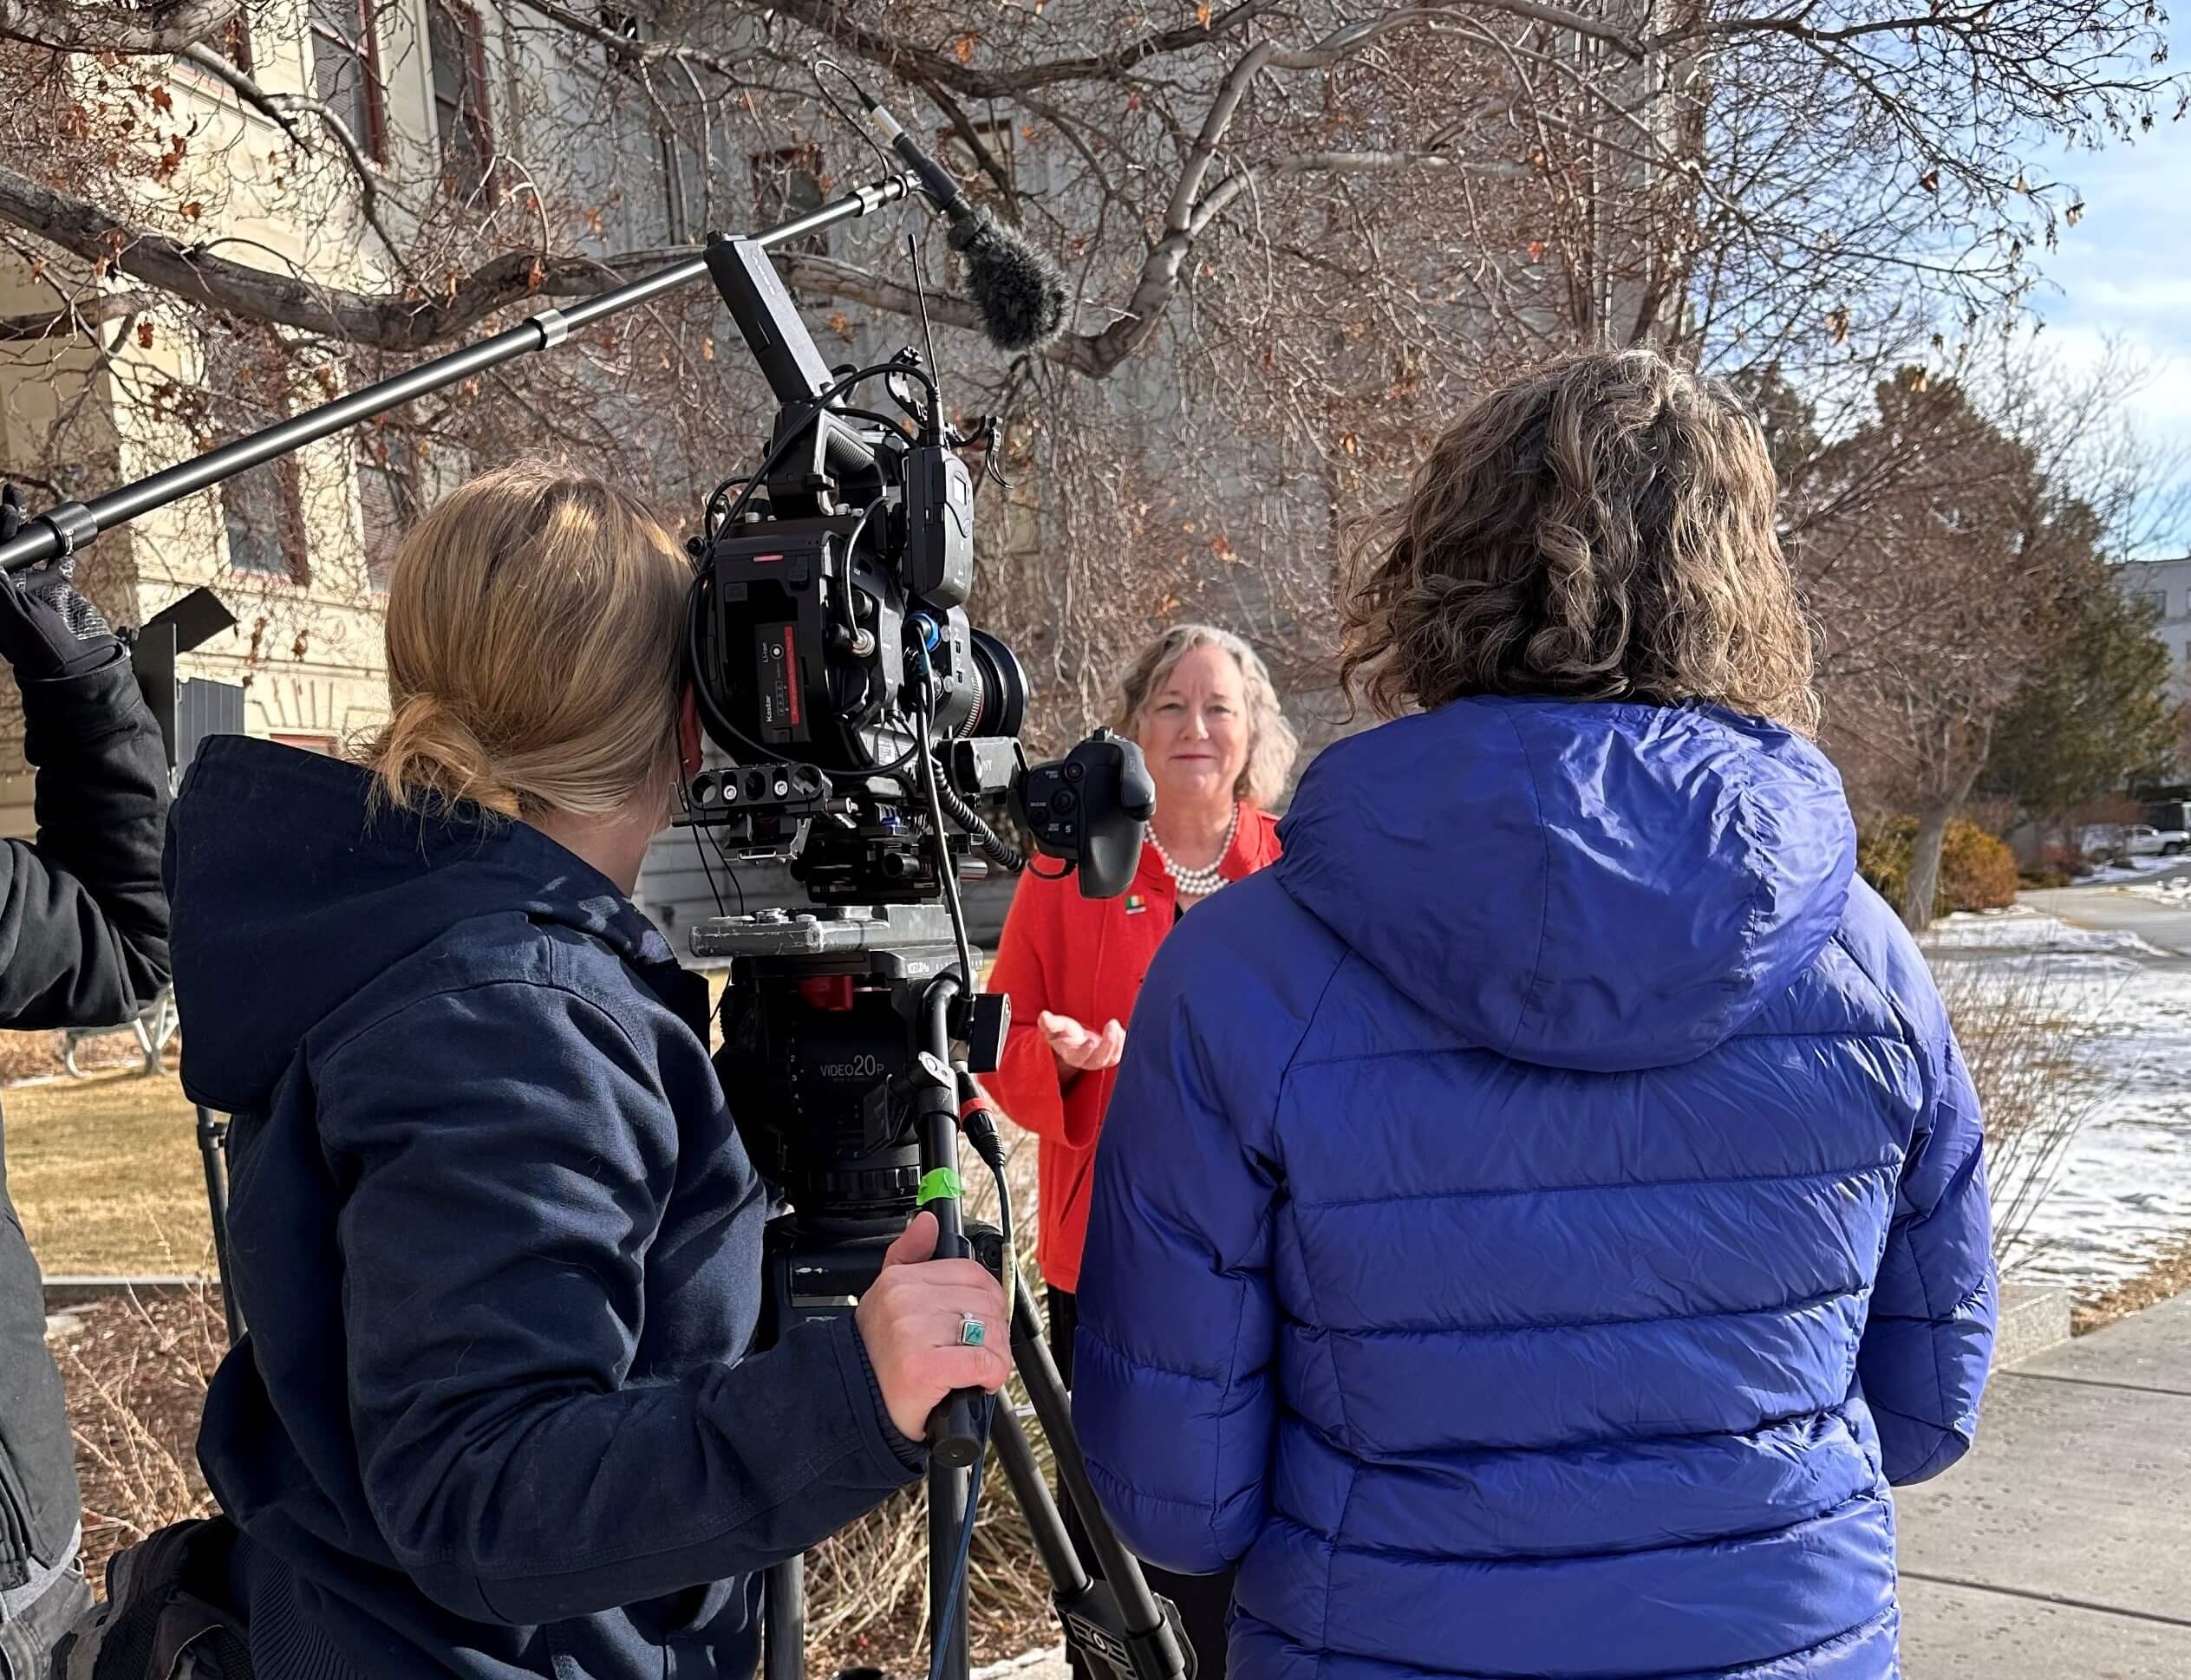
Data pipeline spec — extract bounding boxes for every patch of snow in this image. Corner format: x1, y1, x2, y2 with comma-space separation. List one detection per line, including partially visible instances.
1926, 907, 2166, 960
1924, 907, 2191, 1293
2079, 856, 2181, 884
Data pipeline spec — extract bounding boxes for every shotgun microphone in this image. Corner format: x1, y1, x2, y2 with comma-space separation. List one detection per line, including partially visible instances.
835, 69, 1072, 354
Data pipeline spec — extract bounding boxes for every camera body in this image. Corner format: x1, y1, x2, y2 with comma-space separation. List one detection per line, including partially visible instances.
680, 234, 1146, 913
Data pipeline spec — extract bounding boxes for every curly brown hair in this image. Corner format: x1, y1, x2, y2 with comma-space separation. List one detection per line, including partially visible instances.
1339, 349, 1819, 733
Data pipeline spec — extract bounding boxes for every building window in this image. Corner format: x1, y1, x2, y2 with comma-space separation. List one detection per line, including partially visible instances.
310, 0, 386, 163
221, 459, 308, 581
429, 0, 496, 202
660, 130, 691, 244
203, 331, 310, 584
356, 434, 419, 593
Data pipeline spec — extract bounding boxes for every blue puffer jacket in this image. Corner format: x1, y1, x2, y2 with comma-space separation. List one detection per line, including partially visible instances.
1073, 698, 1995, 1680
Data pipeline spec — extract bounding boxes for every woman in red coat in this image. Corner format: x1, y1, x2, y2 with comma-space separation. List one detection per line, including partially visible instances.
985, 622, 1297, 1680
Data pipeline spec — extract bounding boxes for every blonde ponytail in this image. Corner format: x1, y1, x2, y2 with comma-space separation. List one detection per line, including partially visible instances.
366, 693, 525, 818
358, 461, 690, 820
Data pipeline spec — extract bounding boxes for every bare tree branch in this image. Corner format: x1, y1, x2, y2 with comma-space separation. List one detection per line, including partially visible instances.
0, 288, 160, 341
0, 0, 235, 55
0, 161, 634, 349
767, 0, 1290, 99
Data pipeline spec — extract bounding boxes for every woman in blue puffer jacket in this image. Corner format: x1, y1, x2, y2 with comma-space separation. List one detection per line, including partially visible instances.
1071, 348, 1995, 1680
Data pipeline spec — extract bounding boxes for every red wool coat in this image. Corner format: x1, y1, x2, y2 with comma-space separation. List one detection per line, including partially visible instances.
981, 805, 1283, 1293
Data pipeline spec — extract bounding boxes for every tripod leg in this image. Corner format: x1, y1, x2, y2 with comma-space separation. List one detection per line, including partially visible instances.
1009, 1293, 1186, 1678
763, 1557, 805, 1680
986, 1403, 1089, 1599
928, 1458, 971, 1680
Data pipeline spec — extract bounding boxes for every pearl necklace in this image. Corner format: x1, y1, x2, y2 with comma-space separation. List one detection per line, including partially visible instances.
1150, 802, 1241, 899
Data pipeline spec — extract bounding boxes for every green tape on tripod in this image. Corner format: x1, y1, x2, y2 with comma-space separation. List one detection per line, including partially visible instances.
917, 1168, 963, 1206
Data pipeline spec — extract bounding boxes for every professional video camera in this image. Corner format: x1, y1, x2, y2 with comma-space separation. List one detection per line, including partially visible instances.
680, 258, 1151, 907
667, 85, 1187, 1680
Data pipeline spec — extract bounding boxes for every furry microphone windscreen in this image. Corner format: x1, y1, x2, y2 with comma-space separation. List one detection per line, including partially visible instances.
948, 209, 1069, 353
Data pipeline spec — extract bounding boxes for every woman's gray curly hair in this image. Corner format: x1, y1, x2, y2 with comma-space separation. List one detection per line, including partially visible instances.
1340, 348, 1819, 734
1114, 623, 1301, 809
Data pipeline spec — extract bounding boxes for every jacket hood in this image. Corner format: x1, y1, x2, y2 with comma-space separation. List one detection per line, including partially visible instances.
1275, 698, 1854, 1072
165, 735, 679, 1112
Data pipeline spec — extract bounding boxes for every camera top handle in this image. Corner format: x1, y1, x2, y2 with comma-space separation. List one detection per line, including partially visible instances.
0, 173, 921, 576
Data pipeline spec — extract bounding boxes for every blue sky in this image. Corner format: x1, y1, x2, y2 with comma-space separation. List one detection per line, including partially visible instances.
2025, 25, 2191, 551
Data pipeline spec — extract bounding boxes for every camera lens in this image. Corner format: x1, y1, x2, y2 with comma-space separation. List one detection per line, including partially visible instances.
967, 629, 1028, 739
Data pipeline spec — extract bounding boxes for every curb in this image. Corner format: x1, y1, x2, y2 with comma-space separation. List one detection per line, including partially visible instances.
42, 1275, 213, 1311
1993, 1280, 2073, 1369
973, 1651, 1062, 1680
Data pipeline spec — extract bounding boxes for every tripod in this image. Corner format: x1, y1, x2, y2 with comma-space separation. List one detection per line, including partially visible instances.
698, 907, 1192, 1680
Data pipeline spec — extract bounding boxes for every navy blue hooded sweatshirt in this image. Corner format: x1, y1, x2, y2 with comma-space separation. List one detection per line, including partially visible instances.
168, 737, 922, 1680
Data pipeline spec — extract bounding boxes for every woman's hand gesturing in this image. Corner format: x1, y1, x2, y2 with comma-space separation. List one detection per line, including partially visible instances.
1040, 1010, 1125, 1074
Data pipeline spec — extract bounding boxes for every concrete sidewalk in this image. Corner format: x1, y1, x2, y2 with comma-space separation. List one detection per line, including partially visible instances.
1896, 1290, 2191, 1677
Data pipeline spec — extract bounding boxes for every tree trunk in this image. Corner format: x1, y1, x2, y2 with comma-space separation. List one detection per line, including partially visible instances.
1901, 798, 1954, 932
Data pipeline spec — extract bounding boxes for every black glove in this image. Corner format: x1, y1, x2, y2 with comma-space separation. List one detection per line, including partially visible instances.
0, 485, 119, 680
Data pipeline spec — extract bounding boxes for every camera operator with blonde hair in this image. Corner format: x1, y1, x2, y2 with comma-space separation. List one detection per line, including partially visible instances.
155, 462, 1010, 1680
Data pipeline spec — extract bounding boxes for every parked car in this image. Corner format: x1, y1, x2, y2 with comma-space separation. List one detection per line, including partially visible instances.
2080, 823, 2191, 862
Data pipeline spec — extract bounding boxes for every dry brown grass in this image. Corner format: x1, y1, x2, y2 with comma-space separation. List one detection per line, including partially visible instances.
52, 1286, 224, 1583
2071, 1234, 2191, 1336
4, 1068, 208, 1275
0, 1029, 66, 1084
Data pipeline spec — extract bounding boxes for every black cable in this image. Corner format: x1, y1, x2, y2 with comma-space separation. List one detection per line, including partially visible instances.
910, 663, 978, 988
838, 498, 881, 645
708, 362, 938, 541
703, 472, 755, 537
813, 61, 897, 176
668, 756, 731, 921
929, 761, 1025, 875
690, 819, 727, 918
831, 405, 916, 446
927, 1397, 992, 1680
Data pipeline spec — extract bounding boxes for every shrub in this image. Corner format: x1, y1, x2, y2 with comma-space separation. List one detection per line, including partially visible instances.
1857, 816, 2021, 917
1940, 819, 2022, 910
1933, 954, 2107, 1272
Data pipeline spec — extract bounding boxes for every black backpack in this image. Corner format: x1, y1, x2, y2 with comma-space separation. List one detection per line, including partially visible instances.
55, 1519, 250, 1680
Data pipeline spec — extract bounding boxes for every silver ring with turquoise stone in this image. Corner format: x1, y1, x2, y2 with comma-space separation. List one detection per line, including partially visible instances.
957, 1312, 987, 1348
